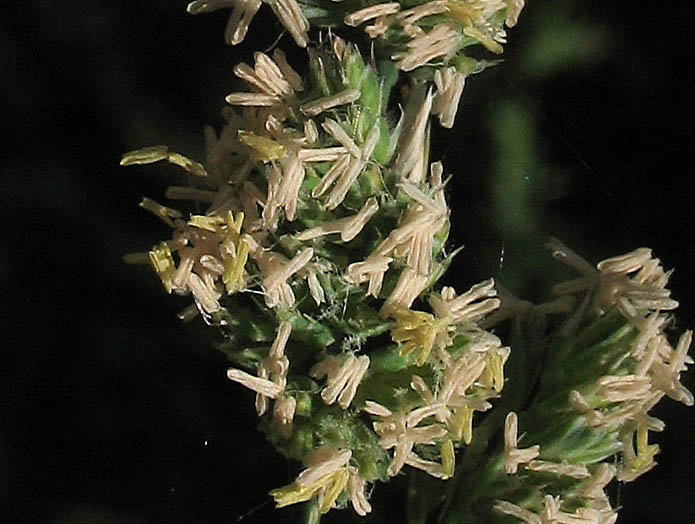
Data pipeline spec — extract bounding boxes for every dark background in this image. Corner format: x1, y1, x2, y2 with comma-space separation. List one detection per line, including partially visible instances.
2, 1, 694, 523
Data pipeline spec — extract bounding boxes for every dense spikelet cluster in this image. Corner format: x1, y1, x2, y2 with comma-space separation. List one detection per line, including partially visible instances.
123, 34, 513, 517
188, 0, 525, 126
122, 2, 692, 522
486, 242, 692, 524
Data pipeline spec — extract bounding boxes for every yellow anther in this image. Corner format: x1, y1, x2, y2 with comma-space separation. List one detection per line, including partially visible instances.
226, 210, 245, 236
632, 425, 659, 474
318, 469, 349, 514
441, 439, 455, 479
490, 352, 505, 393
120, 146, 207, 176
463, 26, 503, 54
218, 211, 248, 294
391, 308, 450, 366
120, 145, 168, 165
238, 131, 287, 163
223, 239, 249, 294
188, 215, 224, 232
148, 242, 176, 293
270, 469, 348, 513
451, 406, 474, 444
139, 197, 182, 228
166, 152, 207, 177
479, 351, 506, 393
